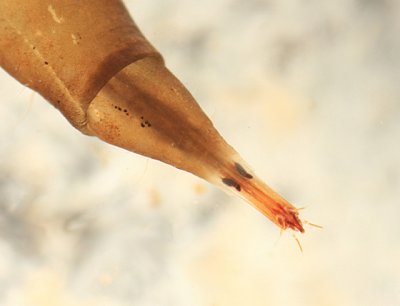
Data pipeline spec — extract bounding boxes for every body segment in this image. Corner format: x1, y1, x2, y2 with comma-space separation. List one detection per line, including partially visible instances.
0, 0, 305, 233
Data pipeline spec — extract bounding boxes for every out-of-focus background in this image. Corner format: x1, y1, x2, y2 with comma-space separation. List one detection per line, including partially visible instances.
1, 0, 399, 305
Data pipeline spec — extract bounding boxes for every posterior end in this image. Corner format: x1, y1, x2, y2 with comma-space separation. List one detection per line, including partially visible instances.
218, 160, 306, 233
276, 208, 305, 233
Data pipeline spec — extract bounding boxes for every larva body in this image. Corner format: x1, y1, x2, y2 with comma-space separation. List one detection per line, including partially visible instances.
0, 0, 304, 233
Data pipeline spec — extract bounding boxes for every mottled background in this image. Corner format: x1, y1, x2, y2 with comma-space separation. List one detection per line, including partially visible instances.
1, 0, 399, 305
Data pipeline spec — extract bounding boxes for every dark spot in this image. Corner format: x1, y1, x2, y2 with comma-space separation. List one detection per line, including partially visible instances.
222, 178, 241, 192
141, 123, 145, 128
56, 100, 61, 104
235, 162, 253, 179
123, 109, 127, 113
32, 46, 36, 50
140, 117, 152, 128
118, 107, 122, 111
44, 61, 48, 65
125, 112, 129, 116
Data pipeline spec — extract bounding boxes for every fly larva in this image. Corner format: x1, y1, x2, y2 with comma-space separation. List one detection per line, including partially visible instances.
0, 0, 309, 234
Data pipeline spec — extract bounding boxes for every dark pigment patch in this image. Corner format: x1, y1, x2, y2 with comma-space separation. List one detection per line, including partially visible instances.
140, 116, 152, 128
222, 178, 241, 192
235, 162, 253, 179
44, 61, 48, 65
113, 105, 123, 112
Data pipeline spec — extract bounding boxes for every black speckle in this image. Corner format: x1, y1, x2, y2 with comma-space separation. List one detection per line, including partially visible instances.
113, 105, 124, 112
56, 100, 61, 104
141, 123, 145, 128
44, 61, 48, 65
140, 117, 152, 128
235, 162, 253, 179
222, 178, 241, 192
123, 109, 127, 113
32, 46, 36, 50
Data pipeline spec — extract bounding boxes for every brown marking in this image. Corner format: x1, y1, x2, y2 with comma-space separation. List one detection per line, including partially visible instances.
235, 162, 253, 179
222, 177, 241, 192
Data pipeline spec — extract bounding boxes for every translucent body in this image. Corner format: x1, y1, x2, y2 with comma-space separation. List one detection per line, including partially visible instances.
0, 0, 304, 233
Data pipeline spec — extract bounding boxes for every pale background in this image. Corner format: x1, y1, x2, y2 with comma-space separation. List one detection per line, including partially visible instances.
1, 0, 399, 305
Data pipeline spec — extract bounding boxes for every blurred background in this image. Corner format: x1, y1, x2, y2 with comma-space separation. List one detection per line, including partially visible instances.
0, 0, 399, 305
